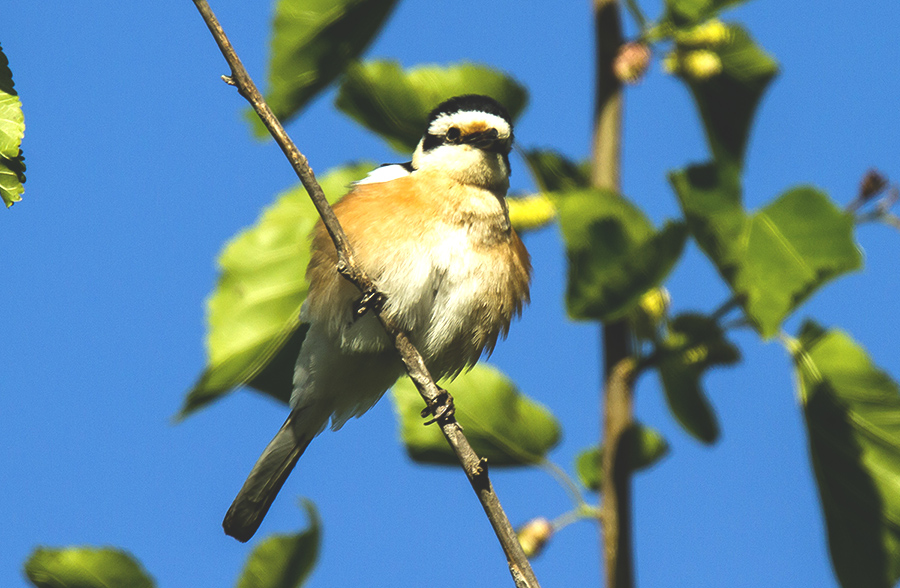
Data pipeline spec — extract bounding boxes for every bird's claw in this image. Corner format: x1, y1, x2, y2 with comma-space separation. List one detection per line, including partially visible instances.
421, 389, 456, 426
352, 289, 386, 319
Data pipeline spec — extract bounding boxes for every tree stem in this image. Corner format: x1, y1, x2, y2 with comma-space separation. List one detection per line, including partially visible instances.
190, 2, 541, 586
592, 1, 636, 587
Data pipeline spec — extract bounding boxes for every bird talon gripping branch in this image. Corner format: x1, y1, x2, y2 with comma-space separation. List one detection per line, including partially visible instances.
421, 388, 456, 425
352, 289, 386, 318
224, 95, 531, 542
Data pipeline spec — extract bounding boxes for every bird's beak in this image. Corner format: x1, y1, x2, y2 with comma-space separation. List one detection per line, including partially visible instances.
464, 129, 507, 152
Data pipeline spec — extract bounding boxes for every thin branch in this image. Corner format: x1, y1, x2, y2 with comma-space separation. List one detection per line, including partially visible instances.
592, 1, 636, 587
855, 183, 900, 230
878, 212, 900, 230
540, 459, 591, 509
189, 2, 540, 586
847, 168, 889, 213
552, 504, 603, 533
621, 0, 647, 30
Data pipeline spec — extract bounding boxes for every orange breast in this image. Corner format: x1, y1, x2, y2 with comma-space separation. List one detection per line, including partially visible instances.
304, 173, 531, 378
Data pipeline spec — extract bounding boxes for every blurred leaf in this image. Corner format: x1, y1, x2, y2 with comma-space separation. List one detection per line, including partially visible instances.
180, 163, 374, 419
793, 321, 900, 588
0, 45, 25, 207
247, 0, 399, 136
245, 324, 310, 404
557, 189, 687, 321
507, 194, 556, 232
672, 165, 862, 338
675, 25, 778, 169
575, 448, 602, 493
391, 364, 561, 466
669, 162, 744, 269
24, 546, 155, 588
576, 423, 669, 492
236, 500, 321, 588
656, 313, 739, 443
664, 0, 749, 26
335, 60, 528, 153
521, 149, 591, 193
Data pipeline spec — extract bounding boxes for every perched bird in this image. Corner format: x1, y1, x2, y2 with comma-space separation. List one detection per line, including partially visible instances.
223, 94, 532, 542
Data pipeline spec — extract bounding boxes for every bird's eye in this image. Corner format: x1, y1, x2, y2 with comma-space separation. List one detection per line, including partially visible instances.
446, 127, 461, 143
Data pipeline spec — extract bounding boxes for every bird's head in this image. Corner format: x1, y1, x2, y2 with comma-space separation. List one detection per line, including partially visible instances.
412, 94, 514, 192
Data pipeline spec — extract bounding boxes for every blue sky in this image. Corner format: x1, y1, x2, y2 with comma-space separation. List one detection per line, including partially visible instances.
3, 1, 900, 587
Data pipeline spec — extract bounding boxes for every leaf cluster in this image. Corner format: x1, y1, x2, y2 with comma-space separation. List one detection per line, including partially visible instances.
25, 502, 321, 588
0, 44, 25, 208
175, 0, 900, 584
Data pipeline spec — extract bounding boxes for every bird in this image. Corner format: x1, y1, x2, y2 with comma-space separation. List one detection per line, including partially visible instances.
223, 94, 532, 542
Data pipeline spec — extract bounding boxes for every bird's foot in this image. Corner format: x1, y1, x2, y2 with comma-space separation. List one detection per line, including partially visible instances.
421, 388, 456, 426
352, 289, 386, 319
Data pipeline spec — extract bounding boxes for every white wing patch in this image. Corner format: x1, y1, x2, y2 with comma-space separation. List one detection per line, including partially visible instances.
354, 164, 412, 185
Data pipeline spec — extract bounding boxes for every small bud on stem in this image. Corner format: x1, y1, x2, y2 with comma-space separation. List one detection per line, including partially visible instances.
516, 517, 554, 559
614, 42, 651, 84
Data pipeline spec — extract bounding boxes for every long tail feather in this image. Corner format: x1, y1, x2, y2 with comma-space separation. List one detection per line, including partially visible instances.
223, 412, 312, 542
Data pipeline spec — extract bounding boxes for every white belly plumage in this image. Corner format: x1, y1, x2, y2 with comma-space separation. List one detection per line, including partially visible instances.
291, 223, 504, 433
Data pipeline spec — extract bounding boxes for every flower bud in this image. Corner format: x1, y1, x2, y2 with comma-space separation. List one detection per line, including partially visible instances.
683, 49, 722, 79
683, 344, 709, 365
639, 288, 670, 322
614, 42, 651, 84
630, 288, 671, 340
859, 169, 888, 203
516, 517, 554, 558
675, 19, 731, 48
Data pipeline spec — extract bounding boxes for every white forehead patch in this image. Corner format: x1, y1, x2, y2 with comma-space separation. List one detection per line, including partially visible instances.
428, 110, 511, 139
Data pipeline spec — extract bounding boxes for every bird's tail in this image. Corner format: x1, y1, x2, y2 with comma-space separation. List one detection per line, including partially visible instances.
223, 411, 313, 542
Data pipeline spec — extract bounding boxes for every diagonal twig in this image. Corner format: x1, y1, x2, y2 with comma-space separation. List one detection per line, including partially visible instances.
189, 2, 541, 586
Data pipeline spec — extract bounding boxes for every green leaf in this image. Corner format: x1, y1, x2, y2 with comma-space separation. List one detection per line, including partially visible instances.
557, 189, 687, 321
669, 162, 744, 270
0, 45, 23, 158
676, 25, 778, 170
24, 547, 155, 588
521, 149, 591, 193
391, 364, 561, 466
664, 0, 748, 26
0, 45, 25, 208
575, 423, 670, 492
236, 500, 321, 588
672, 165, 863, 338
180, 163, 374, 419
656, 313, 739, 443
335, 60, 528, 153
0, 150, 25, 208
741, 187, 863, 335
247, 0, 399, 136
507, 194, 557, 233
505, 150, 594, 233
793, 321, 900, 588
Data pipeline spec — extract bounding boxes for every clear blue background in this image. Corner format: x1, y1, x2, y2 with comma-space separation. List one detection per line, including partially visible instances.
3, 1, 899, 586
